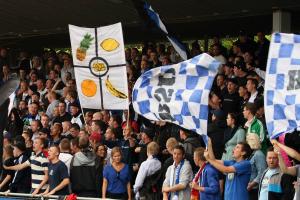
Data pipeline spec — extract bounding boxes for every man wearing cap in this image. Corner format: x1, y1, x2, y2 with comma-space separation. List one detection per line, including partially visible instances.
222, 78, 241, 115
8, 139, 31, 193
70, 102, 84, 128
233, 61, 248, 86
134, 128, 154, 172
5, 137, 49, 195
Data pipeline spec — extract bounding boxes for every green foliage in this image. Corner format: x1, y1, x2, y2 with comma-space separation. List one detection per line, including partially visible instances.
80, 33, 94, 50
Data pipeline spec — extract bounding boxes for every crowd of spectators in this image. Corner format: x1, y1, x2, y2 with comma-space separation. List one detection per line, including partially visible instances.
0, 30, 300, 200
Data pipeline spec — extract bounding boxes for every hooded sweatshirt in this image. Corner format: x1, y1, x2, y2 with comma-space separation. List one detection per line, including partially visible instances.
70, 150, 97, 197
59, 152, 73, 174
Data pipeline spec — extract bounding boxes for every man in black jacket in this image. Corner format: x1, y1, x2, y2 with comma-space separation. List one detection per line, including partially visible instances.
222, 78, 241, 115
8, 139, 31, 193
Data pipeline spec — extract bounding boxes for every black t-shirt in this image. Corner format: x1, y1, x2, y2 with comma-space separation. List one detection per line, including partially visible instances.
0, 158, 15, 192
53, 113, 72, 124
48, 160, 70, 195
222, 92, 241, 115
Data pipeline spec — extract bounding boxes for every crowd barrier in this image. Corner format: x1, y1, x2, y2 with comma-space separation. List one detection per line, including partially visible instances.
0, 192, 113, 200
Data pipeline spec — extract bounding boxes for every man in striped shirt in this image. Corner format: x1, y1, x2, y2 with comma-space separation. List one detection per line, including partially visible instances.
5, 137, 49, 195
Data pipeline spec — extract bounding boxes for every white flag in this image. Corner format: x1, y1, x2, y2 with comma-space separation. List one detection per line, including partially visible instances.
69, 23, 128, 110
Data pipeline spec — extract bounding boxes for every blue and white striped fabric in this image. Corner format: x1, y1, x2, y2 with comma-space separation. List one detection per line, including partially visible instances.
143, 2, 188, 60
132, 53, 220, 135
264, 33, 300, 139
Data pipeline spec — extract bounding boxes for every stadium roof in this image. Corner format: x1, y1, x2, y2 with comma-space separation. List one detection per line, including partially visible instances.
1, 0, 300, 47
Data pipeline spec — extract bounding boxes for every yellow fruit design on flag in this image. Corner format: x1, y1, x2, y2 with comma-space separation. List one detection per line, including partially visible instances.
105, 76, 127, 99
92, 62, 106, 72
100, 38, 120, 52
81, 79, 97, 97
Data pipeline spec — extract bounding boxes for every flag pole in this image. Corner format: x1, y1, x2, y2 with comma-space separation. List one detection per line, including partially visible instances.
78, 103, 88, 132
126, 85, 131, 129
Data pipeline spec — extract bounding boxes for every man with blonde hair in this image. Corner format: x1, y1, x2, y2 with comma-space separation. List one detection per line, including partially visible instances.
162, 138, 179, 178
246, 133, 266, 199
134, 141, 161, 199
190, 147, 220, 200
166, 137, 178, 155
92, 111, 103, 121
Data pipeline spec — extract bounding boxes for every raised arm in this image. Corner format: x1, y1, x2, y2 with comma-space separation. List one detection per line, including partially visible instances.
275, 145, 297, 176
205, 157, 236, 174
206, 138, 223, 165
272, 140, 300, 161
207, 138, 216, 160
204, 140, 234, 174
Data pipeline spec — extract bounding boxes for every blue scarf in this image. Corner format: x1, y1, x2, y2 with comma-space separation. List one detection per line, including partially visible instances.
169, 160, 184, 200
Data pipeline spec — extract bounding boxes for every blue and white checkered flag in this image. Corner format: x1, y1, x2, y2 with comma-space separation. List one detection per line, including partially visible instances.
265, 33, 300, 139
132, 0, 188, 60
132, 53, 220, 135
143, 3, 188, 60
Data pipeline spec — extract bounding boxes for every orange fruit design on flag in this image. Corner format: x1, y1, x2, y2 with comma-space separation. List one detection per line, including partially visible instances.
81, 79, 97, 97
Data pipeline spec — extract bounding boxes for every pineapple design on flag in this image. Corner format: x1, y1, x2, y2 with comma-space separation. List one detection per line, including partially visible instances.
76, 33, 94, 61
69, 23, 128, 110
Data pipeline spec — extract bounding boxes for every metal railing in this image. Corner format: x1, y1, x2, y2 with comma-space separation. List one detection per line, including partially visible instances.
0, 192, 114, 200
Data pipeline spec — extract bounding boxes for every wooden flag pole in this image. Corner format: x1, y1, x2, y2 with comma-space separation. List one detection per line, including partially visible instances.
126, 89, 131, 128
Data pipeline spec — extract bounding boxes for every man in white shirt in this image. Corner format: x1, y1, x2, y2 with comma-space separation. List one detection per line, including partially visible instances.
134, 141, 161, 200
212, 44, 227, 65
246, 78, 260, 103
162, 145, 193, 200
258, 147, 282, 200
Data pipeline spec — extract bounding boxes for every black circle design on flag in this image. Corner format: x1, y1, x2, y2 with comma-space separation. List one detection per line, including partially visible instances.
89, 57, 109, 78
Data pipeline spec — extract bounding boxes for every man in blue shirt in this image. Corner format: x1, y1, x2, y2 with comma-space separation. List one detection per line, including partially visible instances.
204, 138, 252, 200
43, 145, 70, 196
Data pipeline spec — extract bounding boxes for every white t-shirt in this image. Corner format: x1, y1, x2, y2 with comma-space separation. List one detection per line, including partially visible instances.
259, 168, 277, 200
